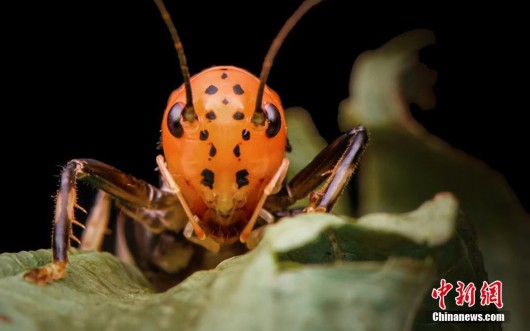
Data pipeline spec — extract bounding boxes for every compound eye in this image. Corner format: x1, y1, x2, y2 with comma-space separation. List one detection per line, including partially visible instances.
167, 102, 185, 138
264, 103, 281, 138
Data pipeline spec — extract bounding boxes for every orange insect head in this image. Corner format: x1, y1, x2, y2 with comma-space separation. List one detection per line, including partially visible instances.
161, 66, 286, 242
153, 0, 323, 244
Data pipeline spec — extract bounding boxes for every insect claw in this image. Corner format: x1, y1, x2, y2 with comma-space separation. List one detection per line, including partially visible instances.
304, 206, 326, 213
321, 169, 333, 176
24, 261, 67, 285
75, 203, 88, 214
72, 219, 86, 229
70, 234, 82, 245
308, 191, 323, 204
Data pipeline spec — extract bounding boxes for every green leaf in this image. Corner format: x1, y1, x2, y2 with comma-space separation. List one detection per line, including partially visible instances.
1, 194, 485, 331
339, 28, 528, 330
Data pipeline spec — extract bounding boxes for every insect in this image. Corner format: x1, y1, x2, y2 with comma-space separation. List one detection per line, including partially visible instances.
24, 0, 367, 287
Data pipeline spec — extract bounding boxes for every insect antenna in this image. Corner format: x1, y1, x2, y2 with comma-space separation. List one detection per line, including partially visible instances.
153, 0, 197, 122
252, 0, 323, 126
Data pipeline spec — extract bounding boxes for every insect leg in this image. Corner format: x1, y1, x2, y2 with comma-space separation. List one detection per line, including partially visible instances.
80, 191, 111, 251
24, 159, 180, 285
156, 155, 207, 240
115, 212, 135, 265
240, 158, 290, 245
305, 126, 368, 212
266, 126, 368, 213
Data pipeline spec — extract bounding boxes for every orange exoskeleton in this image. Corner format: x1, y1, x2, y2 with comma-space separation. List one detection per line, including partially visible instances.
24, 0, 368, 287
161, 66, 288, 248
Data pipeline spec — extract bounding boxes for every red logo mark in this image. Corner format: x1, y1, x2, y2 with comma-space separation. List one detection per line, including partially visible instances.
455, 281, 476, 307
480, 280, 503, 309
431, 279, 453, 310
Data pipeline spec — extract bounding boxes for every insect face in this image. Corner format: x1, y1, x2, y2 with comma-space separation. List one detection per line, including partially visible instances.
162, 66, 287, 242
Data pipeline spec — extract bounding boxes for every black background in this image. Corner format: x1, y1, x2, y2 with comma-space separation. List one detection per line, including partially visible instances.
2, 1, 527, 252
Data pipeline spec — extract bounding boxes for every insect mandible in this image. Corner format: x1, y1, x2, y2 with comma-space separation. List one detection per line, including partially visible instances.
24, 0, 368, 286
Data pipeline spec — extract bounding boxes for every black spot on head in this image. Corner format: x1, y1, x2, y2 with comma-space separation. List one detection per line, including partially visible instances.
242, 129, 250, 140
222, 98, 229, 105
221, 73, 228, 79
201, 169, 214, 189
233, 84, 244, 95
206, 111, 216, 120
233, 112, 244, 120
209, 144, 217, 157
236, 169, 249, 189
233, 145, 240, 157
205, 85, 218, 95
200, 130, 209, 141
